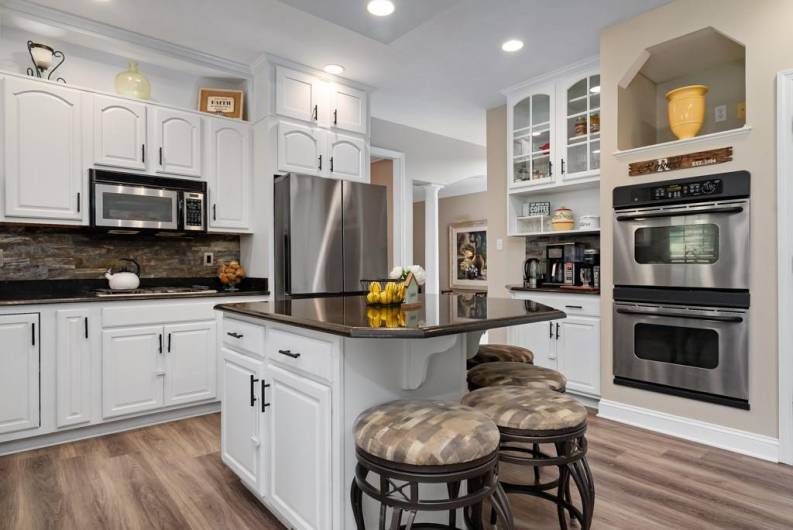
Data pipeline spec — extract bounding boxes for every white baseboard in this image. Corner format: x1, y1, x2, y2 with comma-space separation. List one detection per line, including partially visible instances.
598, 400, 780, 463
0, 402, 221, 456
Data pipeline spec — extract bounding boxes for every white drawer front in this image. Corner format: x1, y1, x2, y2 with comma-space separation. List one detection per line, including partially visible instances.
267, 327, 333, 382
510, 292, 600, 316
223, 317, 265, 356
103, 302, 215, 327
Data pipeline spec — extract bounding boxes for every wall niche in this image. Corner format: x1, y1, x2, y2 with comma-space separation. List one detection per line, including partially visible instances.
617, 27, 746, 152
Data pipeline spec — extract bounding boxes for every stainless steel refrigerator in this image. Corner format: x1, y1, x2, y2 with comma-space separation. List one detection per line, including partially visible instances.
274, 173, 388, 299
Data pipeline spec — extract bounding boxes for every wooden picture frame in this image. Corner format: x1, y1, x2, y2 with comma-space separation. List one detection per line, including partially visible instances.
449, 220, 488, 290
198, 88, 244, 120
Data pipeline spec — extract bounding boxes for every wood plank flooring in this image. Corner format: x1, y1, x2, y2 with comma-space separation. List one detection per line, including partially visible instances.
1, 412, 792, 530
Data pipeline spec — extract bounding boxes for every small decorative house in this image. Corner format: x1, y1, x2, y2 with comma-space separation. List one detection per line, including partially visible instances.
403, 272, 420, 305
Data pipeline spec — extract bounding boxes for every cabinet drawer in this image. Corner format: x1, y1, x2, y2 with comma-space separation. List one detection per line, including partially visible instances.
223, 317, 265, 356
511, 292, 600, 316
267, 327, 333, 382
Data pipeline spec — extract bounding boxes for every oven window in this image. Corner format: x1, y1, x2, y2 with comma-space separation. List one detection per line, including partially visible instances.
634, 224, 719, 264
103, 192, 174, 222
634, 323, 719, 369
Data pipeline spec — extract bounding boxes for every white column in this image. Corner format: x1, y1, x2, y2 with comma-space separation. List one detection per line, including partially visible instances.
423, 184, 443, 295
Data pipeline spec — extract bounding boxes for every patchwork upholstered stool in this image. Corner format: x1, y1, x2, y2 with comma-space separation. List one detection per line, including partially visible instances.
462, 386, 595, 530
467, 361, 567, 392
467, 344, 534, 369
350, 400, 514, 530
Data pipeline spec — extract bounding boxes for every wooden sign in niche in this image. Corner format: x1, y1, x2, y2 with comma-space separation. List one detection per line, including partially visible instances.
629, 147, 733, 176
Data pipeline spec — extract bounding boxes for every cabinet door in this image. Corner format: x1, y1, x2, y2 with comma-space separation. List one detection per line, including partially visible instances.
207, 119, 251, 230
556, 315, 601, 396
330, 84, 367, 134
3, 77, 84, 222
558, 69, 600, 180
328, 133, 366, 181
94, 95, 147, 170
0, 314, 39, 435
152, 108, 202, 177
164, 321, 217, 405
507, 319, 557, 369
275, 66, 327, 125
508, 83, 555, 188
277, 121, 324, 176
221, 348, 265, 495
56, 310, 93, 428
267, 363, 332, 530
102, 326, 164, 418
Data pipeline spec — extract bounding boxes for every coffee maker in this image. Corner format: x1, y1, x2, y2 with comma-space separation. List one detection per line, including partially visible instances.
523, 258, 541, 288
545, 243, 585, 286
581, 248, 600, 288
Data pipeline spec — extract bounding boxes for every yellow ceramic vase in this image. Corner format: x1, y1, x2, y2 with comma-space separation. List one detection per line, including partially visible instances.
666, 84, 708, 140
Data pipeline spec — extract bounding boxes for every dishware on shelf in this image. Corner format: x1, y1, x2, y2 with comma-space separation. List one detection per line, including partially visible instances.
666, 84, 708, 139
218, 260, 246, 291
115, 61, 151, 100
551, 207, 575, 231
578, 215, 600, 230
574, 116, 587, 136
590, 113, 600, 133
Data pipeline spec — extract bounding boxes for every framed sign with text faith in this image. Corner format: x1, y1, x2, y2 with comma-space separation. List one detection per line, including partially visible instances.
629, 147, 733, 176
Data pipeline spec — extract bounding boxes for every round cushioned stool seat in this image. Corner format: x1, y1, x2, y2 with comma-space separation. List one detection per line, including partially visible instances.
469, 344, 534, 367
462, 386, 587, 432
354, 400, 500, 466
468, 362, 567, 391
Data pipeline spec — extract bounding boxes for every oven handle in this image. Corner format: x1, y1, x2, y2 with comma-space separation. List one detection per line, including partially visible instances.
616, 206, 744, 221
616, 307, 743, 323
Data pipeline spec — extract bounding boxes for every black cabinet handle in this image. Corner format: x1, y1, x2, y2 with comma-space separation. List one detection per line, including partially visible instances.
318, 154, 323, 171
330, 157, 334, 172
32, 322, 36, 346
333, 109, 338, 125
555, 323, 560, 340
141, 144, 145, 163
158, 334, 163, 354
561, 158, 566, 175
250, 374, 259, 407
213, 204, 217, 221
227, 332, 244, 339
84, 317, 88, 339
76, 192, 81, 213
549, 160, 553, 177
167, 333, 172, 353
159, 147, 163, 166
565, 305, 583, 310
261, 380, 271, 412
312, 105, 318, 120
278, 349, 301, 359
549, 322, 553, 339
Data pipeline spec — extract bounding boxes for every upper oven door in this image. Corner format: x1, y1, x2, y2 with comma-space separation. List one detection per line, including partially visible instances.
613, 200, 749, 290
94, 182, 179, 230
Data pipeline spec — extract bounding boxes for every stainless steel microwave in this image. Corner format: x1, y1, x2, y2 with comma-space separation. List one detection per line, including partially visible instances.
89, 169, 206, 234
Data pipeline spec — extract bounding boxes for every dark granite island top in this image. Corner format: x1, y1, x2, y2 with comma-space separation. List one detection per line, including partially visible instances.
215, 293, 565, 338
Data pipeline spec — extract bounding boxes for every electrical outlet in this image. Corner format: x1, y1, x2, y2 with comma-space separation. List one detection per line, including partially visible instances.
204, 252, 214, 266
714, 105, 727, 123
0, 249, 4, 267
737, 102, 746, 120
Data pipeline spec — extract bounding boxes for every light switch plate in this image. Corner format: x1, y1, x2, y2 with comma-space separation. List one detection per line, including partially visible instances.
204, 252, 214, 266
496, 238, 503, 251
715, 105, 727, 123
0, 249, 4, 267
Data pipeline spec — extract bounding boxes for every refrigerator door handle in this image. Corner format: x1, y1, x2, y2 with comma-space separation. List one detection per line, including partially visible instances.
284, 234, 291, 294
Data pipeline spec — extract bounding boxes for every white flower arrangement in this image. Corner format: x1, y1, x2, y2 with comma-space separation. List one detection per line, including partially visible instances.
389, 265, 426, 285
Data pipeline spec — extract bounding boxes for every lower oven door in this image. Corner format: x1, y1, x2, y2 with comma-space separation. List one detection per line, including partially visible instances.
613, 302, 748, 402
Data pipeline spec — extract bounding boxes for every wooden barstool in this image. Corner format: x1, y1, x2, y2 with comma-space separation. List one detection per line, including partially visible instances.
467, 344, 534, 369
350, 400, 514, 530
467, 361, 567, 392
462, 386, 595, 530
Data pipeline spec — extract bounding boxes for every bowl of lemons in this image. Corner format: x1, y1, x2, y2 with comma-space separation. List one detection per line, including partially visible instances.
364, 280, 405, 306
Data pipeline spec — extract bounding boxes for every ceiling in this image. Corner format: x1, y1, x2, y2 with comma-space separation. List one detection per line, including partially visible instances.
12, 0, 670, 145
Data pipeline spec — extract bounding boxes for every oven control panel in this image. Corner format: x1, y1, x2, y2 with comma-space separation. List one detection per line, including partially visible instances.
650, 179, 722, 201
613, 171, 749, 209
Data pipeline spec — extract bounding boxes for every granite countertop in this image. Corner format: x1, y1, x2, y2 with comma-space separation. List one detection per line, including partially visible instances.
506, 284, 601, 296
215, 293, 565, 338
0, 277, 269, 306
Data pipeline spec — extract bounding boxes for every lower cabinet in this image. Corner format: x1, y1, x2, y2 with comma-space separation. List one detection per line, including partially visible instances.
56, 309, 94, 428
0, 313, 40, 435
164, 322, 217, 405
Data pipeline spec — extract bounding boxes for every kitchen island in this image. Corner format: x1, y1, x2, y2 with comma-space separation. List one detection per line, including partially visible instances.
215, 293, 564, 530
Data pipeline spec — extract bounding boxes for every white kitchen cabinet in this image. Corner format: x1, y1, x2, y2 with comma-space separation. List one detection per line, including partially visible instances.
558, 67, 600, 181
56, 309, 94, 428
511, 319, 558, 370
102, 325, 164, 418
0, 314, 39, 435
207, 119, 251, 231
329, 84, 367, 135
266, 362, 332, 530
277, 121, 324, 176
556, 315, 600, 396
221, 347, 266, 495
151, 107, 202, 177
3, 77, 85, 223
164, 321, 217, 405
93, 94, 147, 171
276, 66, 328, 125
508, 82, 556, 188
328, 133, 367, 181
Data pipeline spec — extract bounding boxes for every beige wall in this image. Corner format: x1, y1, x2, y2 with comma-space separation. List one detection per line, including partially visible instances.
370, 160, 394, 267
600, 0, 793, 437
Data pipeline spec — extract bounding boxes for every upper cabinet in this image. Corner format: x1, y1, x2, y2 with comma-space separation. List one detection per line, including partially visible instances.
151, 108, 202, 178
328, 133, 367, 181
506, 60, 600, 191
2, 77, 86, 223
277, 122, 367, 182
207, 119, 252, 231
275, 65, 368, 135
93, 95, 147, 171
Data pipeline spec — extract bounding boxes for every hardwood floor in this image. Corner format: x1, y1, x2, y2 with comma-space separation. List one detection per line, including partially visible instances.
1, 412, 792, 530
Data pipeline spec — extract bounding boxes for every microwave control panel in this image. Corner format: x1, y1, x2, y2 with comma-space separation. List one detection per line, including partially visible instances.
184, 193, 205, 230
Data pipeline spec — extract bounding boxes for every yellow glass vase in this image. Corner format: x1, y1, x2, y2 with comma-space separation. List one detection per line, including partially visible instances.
115, 61, 151, 100
666, 84, 708, 140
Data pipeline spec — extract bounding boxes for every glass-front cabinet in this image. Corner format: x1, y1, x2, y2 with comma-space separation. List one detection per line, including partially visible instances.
506, 61, 600, 190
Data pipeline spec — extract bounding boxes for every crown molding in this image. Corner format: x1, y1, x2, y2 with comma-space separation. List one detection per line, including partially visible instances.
501, 55, 599, 96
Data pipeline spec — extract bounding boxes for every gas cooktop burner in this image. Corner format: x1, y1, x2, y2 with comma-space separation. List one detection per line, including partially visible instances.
94, 286, 218, 297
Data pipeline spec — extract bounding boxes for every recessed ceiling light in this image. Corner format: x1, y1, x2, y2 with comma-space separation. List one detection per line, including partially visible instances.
324, 64, 345, 75
501, 39, 524, 52
367, 0, 395, 16
590, 85, 601, 94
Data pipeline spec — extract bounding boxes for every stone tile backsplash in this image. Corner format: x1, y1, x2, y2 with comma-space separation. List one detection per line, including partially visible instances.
0, 226, 240, 281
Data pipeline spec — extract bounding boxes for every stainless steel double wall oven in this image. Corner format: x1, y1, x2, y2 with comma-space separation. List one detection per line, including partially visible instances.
612, 171, 750, 409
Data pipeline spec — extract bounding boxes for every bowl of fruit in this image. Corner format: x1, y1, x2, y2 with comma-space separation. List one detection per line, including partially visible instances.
363, 280, 405, 306
217, 260, 246, 291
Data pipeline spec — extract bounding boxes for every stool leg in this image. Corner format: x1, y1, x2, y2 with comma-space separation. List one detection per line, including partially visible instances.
379, 476, 388, 530
403, 510, 417, 530
532, 442, 541, 484
350, 466, 366, 530
466, 477, 484, 530
569, 454, 595, 530
555, 441, 571, 530
447, 480, 461, 528
491, 481, 515, 530
389, 508, 402, 530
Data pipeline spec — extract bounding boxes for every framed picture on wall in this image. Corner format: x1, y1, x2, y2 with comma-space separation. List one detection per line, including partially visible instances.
198, 88, 244, 120
449, 220, 487, 290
